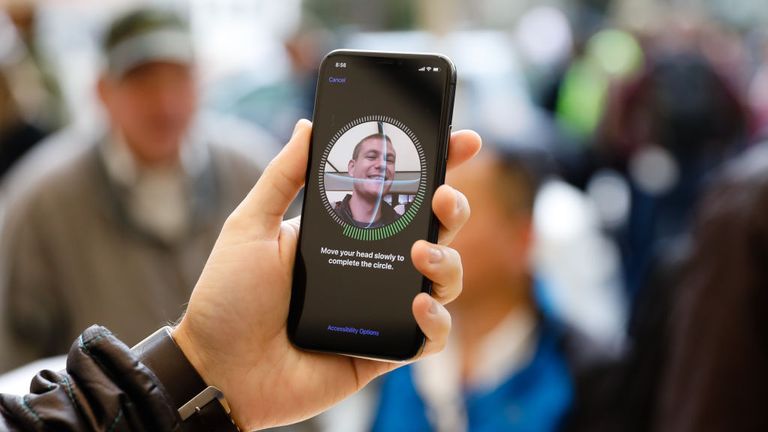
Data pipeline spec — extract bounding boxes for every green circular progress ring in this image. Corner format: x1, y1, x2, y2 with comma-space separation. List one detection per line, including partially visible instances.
318, 115, 427, 241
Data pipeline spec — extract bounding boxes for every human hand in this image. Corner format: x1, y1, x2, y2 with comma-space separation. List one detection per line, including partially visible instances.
173, 120, 481, 430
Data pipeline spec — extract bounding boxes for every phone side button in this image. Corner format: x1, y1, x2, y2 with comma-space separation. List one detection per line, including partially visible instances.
444, 125, 452, 161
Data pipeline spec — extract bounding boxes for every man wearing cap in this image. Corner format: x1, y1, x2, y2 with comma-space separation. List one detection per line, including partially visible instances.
0, 8, 269, 372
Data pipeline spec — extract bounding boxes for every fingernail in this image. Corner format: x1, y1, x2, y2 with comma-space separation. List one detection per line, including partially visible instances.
291, 119, 306, 138
428, 247, 444, 263
429, 298, 440, 315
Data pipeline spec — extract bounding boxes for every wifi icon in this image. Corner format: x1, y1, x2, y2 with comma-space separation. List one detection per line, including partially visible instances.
426, 67, 432, 71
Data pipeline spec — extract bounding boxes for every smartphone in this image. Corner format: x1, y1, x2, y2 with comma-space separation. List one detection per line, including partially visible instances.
288, 50, 457, 361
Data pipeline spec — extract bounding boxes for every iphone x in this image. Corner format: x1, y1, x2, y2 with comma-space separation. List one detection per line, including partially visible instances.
288, 50, 457, 360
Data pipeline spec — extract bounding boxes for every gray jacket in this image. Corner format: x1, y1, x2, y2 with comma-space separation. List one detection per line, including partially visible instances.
0, 129, 264, 372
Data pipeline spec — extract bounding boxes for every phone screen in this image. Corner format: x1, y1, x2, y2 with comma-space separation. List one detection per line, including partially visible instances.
289, 50, 456, 360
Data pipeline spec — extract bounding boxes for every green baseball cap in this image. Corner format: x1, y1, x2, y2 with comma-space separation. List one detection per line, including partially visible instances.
103, 8, 194, 78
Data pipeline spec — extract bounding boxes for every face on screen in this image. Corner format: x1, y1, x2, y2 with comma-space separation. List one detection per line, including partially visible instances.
289, 51, 455, 360
349, 136, 395, 204
322, 121, 422, 232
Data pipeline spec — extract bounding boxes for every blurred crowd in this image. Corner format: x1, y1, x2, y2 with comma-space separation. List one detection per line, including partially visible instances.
2, 0, 768, 431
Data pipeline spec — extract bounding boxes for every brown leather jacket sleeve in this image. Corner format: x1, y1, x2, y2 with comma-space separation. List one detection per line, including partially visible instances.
0, 326, 181, 431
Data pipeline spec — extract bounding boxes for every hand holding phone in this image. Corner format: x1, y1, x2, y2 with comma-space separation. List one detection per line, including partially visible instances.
174, 118, 480, 430
288, 50, 459, 360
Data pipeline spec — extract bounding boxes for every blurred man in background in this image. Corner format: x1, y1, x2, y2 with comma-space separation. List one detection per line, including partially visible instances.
368, 143, 612, 432
0, 7, 266, 372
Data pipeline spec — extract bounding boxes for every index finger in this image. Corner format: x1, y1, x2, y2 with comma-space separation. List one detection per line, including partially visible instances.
446, 130, 482, 171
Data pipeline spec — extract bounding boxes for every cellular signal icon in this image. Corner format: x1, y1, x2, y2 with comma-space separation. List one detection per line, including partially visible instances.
418, 66, 426, 72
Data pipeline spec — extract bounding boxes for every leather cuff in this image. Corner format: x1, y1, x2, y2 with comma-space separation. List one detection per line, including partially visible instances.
132, 327, 239, 431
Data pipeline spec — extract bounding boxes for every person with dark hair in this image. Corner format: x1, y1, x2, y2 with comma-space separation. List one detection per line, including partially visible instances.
652, 142, 768, 432
334, 133, 399, 228
368, 141, 610, 432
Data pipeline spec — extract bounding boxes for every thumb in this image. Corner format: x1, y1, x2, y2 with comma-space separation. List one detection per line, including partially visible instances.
230, 119, 312, 239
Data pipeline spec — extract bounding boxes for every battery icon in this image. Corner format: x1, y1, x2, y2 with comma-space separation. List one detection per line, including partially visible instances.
433, 67, 440, 72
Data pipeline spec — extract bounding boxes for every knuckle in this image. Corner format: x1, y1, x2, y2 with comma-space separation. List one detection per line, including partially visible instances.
223, 207, 246, 231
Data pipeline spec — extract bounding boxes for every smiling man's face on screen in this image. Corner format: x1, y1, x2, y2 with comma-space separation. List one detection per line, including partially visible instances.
348, 134, 396, 200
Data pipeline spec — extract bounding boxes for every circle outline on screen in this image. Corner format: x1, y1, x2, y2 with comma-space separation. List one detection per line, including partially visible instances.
318, 115, 427, 240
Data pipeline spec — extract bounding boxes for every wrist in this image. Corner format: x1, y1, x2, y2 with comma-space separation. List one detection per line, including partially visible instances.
171, 321, 214, 387
133, 326, 239, 431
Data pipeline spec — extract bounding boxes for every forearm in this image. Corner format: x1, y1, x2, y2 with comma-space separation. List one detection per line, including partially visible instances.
0, 326, 179, 431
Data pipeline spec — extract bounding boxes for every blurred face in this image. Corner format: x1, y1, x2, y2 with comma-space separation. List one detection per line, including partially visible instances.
348, 137, 396, 200
447, 153, 533, 307
99, 62, 197, 166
